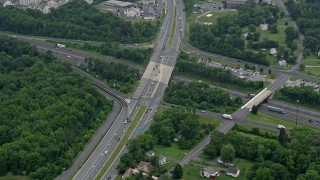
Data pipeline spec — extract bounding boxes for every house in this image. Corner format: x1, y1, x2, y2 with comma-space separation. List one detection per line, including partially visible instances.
227, 167, 240, 177
259, 23, 269, 31
141, 0, 155, 5
199, 167, 219, 178
145, 150, 155, 157
269, 48, 277, 56
317, 50, 320, 57
125, 7, 140, 17
227, 0, 247, 9
121, 168, 139, 180
3, 0, 14, 6
137, 161, 154, 173
278, 60, 287, 66
173, 131, 182, 142
104, 0, 135, 9
152, 176, 158, 180
217, 157, 224, 164
158, 156, 167, 165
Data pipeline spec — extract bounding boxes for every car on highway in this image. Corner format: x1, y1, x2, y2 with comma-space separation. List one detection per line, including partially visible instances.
104, 150, 109, 155
201, 110, 205, 113
267, 106, 285, 114
179, 17, 181, 20
222, 114, 233, 120
67, 55, 71, 58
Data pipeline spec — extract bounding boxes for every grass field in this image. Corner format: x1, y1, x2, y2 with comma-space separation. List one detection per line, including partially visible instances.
153, 143, 189, 160
246, 113, 320, 133
302, 54, 320, 76
183, 158, 253, 180
198, 11, 237, 25
0, 176, 28, 180
198, 115, 221, 127
166, 7, 177, 48
235, 124, 279, 138
95, 106, 148, 179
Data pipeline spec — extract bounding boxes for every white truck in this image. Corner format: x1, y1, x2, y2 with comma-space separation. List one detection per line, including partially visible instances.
277, 125, 286, 129
222, 114, 233, 120
56, 43, 66, 48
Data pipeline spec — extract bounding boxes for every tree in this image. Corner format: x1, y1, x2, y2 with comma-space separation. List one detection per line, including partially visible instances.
270, 24, 278, 34
220, 144, 235, 163
253, 167, 274, 180
203, 144, 217, 159
252, 105, 258, 115
173, 164, 183, 179
278, 128, 289, 146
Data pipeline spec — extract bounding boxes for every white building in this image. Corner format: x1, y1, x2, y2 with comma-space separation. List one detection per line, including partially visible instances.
269, 48, 277, 56
125, 7, 140, 17
278, 60, 287, 66
259, 23, 269, 31
199, 167, 219, 178
141, 0, 155, 5
158, 156, 167, 165
227, 167, 240, 177
3, 0, 14, 6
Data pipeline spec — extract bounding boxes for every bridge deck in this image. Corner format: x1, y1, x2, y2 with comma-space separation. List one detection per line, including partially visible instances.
241, 88, 273, 110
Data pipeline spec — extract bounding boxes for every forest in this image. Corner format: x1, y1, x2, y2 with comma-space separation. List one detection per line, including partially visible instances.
0, 37, 113, 179
274, 86, 320, 109
175, 52, 265, 92
0, 0, 159, 43
81, 58, 140, 94
189, 1, 282, 65
204, 127, 320, 179
164, 82, 242, 113
81, 42, 153, 65
286, 0, 320, 53
118, 107, 214, 176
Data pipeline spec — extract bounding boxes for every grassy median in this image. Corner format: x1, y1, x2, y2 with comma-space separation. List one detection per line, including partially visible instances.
166, 7, 177, 49
96, 105, 148, 179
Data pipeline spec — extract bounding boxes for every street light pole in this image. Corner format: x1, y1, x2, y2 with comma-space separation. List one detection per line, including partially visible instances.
296, 100, 299, 126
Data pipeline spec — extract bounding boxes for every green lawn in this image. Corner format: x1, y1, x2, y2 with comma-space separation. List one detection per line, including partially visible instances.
246, 113, 320, 133
235, 124, 279, 138
0, 176, 28, 180
95, 106, 148, 179
198, 12, 237, 25
153, 143, 189, 160
198, 115, 221, 127
167, 7, 177, 48
183, 158, 253, 180
303, 55, 320, 66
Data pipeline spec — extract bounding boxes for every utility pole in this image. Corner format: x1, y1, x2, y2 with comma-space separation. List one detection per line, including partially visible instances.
296, 100, 299, 126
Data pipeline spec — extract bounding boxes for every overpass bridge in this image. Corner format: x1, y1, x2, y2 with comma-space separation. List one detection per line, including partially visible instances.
241, 88, 273, 110
233, 74, 290, 119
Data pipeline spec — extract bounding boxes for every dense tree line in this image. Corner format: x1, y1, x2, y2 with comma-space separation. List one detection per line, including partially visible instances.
0, 0, 159, 43
164, 82, 242, 113
0, 37, 113, 179
189, 1, 283, 65
82, 42, 153, 64
204, 127, 320, 179
82, 58, 140, 94
286, 0, 320, 53
119, 107, 214, 175
274, 86, 320, 108
176, 52, 265, 91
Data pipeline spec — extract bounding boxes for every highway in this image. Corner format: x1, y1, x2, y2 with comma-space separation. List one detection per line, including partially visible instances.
3, 0, 319, 178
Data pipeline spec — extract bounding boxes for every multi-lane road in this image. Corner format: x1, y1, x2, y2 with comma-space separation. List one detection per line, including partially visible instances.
2, 0, 320, 179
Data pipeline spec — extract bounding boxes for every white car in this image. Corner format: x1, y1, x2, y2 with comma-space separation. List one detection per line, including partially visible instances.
179, 17, 182, 20
222, 114, 233, 120
104, 150, 109, 155
201, 110, 206, 113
